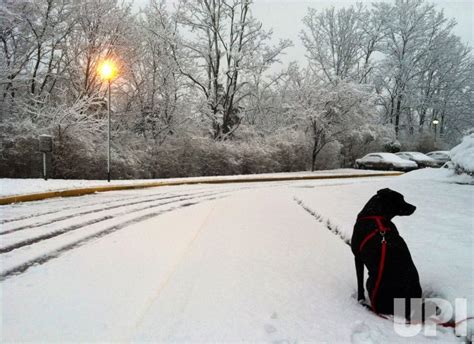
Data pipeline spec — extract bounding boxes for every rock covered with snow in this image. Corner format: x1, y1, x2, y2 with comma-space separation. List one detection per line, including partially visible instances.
450, 133, 474, 175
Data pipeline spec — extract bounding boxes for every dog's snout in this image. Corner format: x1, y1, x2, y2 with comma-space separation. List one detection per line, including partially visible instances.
401, 203, 416, 216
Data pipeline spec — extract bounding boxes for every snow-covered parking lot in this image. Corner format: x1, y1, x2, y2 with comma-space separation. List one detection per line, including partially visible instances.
0, 169, 472, 342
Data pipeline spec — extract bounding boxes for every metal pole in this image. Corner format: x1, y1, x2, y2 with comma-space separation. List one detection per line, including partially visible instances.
434, 124, 437, 142
43, 152, 47, 180
107, 79, 111, 182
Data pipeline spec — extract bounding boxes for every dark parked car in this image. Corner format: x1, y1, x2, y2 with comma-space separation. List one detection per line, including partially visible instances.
355, 153, 418, 171
395, 152, 439, 168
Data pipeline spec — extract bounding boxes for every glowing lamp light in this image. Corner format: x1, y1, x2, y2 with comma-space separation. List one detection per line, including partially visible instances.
432, 119, 439, 125
98, 60, 118, 81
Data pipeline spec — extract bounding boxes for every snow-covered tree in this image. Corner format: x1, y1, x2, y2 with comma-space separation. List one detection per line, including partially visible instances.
301, 4, 384, 84
373, 0, 462, 138
282, 66, 381, 170
301, 0, 472, 144
121, 0, 187, 144
1, 0, 77, 106
175, 0, 291, 140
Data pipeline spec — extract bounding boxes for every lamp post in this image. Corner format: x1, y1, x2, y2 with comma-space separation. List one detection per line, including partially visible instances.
98, 60, 118, 182
432, 119, 439, 142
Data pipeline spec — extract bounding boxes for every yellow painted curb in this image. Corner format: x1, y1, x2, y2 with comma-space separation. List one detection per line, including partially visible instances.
0, 171, 403, 205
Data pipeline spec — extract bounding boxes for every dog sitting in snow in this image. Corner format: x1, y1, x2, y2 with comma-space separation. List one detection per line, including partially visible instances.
351, 188, 421, 316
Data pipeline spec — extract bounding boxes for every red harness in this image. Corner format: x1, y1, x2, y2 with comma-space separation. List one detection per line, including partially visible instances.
357, 215, 391, 313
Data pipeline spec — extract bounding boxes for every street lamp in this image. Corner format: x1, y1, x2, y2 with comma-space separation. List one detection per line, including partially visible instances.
432, 119, 439, 142
98, 59, 118, 182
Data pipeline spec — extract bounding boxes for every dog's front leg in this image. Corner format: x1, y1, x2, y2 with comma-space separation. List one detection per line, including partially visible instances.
355, 256, 365, 302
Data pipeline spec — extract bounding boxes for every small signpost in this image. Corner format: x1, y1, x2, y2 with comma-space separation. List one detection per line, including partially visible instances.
39, 135, 53, 180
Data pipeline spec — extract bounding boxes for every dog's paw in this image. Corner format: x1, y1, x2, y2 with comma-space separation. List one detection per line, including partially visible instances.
351, 291, 368, 308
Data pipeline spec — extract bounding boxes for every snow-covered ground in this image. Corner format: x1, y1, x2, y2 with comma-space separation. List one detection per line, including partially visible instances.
0, 170, 472, 342
0, 168, 395, 197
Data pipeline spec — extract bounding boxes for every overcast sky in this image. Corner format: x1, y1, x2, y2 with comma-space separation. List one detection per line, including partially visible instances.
131, 0, 473, 66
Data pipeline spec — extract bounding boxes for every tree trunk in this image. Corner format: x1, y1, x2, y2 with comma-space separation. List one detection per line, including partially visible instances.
394, 94, 403, 138
311, 134, 319, 171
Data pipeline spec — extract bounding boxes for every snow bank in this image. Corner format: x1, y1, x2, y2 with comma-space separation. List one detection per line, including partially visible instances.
450, 133, 474, 175
400, 167, 474, 185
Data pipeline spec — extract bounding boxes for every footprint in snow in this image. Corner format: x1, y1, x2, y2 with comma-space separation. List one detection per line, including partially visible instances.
264, 324, 277, 334
264, 313, 278, 335
351, 321, 383, 344
265, 312, 296, 343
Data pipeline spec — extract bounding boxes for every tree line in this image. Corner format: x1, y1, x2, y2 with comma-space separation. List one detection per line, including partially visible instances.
1, 0, 472, 179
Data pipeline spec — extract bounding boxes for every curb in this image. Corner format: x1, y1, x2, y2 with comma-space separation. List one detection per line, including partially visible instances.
0, 172, 403, 205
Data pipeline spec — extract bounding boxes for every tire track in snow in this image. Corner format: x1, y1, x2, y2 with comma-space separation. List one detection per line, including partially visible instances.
2, 184, 264, 252
0, 194, 226, 281
0, 191, 208, 235
0, 183, 287, 281
0, 184, 226, 224
0, 187, 215, 225
0, 192, 148, 224
0, 190, 226, 254
0, 183, 260, 224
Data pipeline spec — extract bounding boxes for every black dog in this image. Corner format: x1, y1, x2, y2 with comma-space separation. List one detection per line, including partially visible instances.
351, 188, 421, 316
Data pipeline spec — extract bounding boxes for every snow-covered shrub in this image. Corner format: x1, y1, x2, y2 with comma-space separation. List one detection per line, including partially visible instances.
450, 134, 474, 175
236, 142, 278, 174
384, 140, 401, 153
0, 136, 42, 178
340, 128, 379, 167
0, 118, 44, 178
399, 132, 447, 153
415, 133, 438, 153
270, 139, 309, 172
197, 139, 242, 176
313, 141, 343, 170
141, 134, 311, 179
